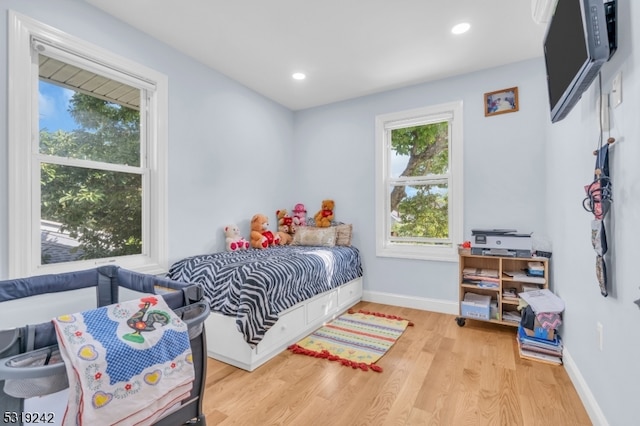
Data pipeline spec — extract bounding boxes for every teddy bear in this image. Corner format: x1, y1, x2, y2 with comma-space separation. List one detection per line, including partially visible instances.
250, 213, 283, 249
224, 224, 249, 251
292, 203, 307, 227
314, 199, 335, 228
276, 209, 294, 244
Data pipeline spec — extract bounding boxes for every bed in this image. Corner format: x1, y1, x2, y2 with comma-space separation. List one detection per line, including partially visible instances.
166, 244, 364, 371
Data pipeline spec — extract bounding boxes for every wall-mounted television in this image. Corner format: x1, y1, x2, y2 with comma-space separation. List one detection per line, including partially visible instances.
544, 0, 617, 123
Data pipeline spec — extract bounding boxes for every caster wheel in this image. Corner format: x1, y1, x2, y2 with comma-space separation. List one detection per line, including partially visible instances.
455, 317, 466, 327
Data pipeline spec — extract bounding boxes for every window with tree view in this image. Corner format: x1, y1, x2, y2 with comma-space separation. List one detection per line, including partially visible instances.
39, 56, 143, 264
375, 102, 462, 261
8, 12, 168, 277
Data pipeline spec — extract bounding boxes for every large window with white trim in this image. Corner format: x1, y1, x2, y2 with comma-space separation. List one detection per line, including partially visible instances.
8, 12, 168, 277
375, 101, 463, 262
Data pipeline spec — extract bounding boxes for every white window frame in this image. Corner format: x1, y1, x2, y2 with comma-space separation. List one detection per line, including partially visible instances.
8, 11, 169, 278
374, 101, 463, 262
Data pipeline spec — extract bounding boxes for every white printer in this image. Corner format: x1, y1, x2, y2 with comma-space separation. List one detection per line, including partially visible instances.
470, 229, 532, 258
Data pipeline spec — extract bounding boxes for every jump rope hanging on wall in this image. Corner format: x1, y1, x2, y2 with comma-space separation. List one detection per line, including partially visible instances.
582, 74, 614, 297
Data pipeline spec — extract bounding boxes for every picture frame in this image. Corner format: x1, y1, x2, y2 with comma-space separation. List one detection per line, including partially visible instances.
484, 87, 519, 117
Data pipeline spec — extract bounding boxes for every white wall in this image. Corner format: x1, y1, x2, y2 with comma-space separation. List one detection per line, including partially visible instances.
1, 1, 637, 423
0, 0, 295, 276
293, 58, 549, 302
545, 1, 639, 424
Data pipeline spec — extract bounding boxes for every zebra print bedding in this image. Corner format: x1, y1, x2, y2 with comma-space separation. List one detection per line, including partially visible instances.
166, 245, 363, 347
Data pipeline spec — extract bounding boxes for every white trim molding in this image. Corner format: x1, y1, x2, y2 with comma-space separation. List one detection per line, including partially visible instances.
374, 101, 464, 262
562, 348, 609, 426
362, 290, 459, 315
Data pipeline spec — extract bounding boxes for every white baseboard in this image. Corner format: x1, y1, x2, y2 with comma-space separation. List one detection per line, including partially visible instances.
562, 347, 609, 426
362, 290, 458, 315
364, 290, 607, 426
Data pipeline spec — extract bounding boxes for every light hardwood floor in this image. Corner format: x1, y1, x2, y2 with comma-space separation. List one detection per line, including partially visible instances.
202, 301, 592, 425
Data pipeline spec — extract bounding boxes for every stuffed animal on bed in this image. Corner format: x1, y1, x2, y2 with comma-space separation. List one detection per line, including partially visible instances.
250, 213, 283, 248
276, 209, 294, 244
292, 203, 307, 227
314, 199, 335, 228
224, 224, 249, 251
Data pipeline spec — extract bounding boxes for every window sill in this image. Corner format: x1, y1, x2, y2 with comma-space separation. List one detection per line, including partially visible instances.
376, 245, 458, 262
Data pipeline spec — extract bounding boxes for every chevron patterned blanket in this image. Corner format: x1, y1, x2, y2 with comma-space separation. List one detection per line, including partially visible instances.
167, 246, 363, 347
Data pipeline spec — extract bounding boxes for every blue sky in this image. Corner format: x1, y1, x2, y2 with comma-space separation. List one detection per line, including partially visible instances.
39, 81, 77, 132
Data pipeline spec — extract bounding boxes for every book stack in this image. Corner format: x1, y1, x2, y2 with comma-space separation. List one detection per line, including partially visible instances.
517, 325, 563, 365
462, 267, 499, 288
526, 261, 545, 277
516, 289, 565, 365
502, 286, 518, 303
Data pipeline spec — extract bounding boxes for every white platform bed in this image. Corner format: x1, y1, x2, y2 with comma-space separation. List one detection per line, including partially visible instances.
204, 276, 362, 371
166, 245, 364, 372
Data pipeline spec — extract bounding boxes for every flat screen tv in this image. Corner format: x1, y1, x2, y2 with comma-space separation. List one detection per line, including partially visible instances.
544, 0, 616, 123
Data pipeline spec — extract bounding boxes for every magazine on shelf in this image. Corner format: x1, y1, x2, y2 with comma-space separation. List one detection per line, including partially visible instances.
462, 267, 499, 278
503, 270, 545, 284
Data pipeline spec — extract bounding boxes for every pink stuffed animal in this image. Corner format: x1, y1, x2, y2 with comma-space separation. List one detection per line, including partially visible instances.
224, 224, 249, 251
292, 203, 307, 227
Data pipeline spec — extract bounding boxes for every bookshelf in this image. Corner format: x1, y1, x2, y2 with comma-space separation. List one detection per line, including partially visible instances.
456, 252, 549, 327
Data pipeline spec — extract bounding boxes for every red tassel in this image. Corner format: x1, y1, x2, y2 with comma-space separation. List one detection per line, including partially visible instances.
289, 344, 386, 373
370, 364, 383, 373
351, 309, 413, 324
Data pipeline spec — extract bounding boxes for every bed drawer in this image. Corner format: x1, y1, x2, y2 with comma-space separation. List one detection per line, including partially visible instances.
338, 278, 363, 307
256, 305, 305, 354
307, 291, 338, 324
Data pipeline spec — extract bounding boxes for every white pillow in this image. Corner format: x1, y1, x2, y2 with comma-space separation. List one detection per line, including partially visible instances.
292, 227, 337, 247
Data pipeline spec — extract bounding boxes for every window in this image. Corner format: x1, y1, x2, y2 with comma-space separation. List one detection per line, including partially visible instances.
8, 12, 168, 277
375, 101, 463, 262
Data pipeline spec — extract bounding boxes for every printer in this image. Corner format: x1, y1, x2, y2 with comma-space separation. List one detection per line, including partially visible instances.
470, 229, 532, 258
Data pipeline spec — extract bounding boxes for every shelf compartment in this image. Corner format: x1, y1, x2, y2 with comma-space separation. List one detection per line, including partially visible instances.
458, 253, 548, 329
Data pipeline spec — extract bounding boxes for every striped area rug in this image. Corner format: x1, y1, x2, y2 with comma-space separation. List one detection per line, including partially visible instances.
287, 309, 413, 372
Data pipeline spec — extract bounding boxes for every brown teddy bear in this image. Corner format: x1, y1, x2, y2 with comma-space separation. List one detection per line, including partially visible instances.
250, 213, 281, 249
276, 209, 294, 244
314, 199, 335, 228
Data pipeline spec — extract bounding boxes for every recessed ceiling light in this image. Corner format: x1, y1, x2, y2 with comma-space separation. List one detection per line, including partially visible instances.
451, 23, 471, 35
292, 72, 306, 80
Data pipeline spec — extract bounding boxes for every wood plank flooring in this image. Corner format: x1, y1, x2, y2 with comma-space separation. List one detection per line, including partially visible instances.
202, 301, 592, 425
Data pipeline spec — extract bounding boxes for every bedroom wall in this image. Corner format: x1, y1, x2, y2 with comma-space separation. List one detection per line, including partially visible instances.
0, 0, 294, 277
1, 1, 634, 423
544, 0, 639, 424
293, 58, 549, 305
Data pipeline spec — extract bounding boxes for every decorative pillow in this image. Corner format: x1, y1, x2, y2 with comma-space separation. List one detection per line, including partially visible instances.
292, 226, 337, 247
334, 224, 353, 246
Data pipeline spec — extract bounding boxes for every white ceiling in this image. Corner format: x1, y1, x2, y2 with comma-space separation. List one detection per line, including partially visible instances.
84, 0, 548, 111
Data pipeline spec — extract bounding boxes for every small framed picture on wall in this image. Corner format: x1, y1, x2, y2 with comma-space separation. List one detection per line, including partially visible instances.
484, 87, 519, 117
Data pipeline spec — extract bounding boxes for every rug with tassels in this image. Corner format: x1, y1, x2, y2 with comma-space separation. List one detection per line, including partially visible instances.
287, 309, 413, 372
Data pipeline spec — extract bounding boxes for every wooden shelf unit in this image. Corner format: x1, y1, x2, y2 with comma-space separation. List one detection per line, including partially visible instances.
456, 253, 549, 327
